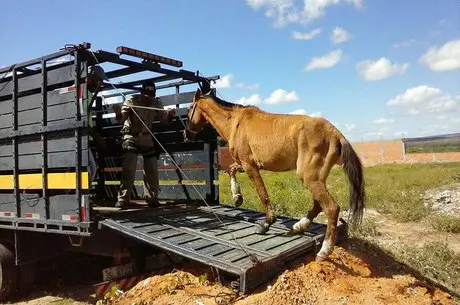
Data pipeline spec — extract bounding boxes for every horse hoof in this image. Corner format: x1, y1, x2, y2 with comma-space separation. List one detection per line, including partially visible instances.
315, 254, 327, 262
255, 223, 270, 235
285, 229, 301, 236
234, 195, 243, 207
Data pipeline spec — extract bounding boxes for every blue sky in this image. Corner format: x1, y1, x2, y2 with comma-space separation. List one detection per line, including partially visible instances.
1, 0, 459, 142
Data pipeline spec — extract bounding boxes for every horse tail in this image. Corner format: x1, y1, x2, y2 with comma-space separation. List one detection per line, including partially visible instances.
339, 138, 365, 229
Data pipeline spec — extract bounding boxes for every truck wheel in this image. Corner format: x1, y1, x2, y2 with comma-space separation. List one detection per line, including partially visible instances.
0, 243, 17, 301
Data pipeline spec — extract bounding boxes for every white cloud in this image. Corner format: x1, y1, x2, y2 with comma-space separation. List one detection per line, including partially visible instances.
235, 82, 260, 90
386, 85, 459, 115
420, 124, 452, 135
364, 131, 384, 137
331, 27, 350, 44
234, 94, 263, 106
393, 131, 407, 138
345, 124, 356, 131
373, 118, 395, 124
419, 38, 460, 72
211, 74, 260, 90
304, 49, 342, 71
235, 88, 300, 106
289, 109, 322, 117
310, 111, 322, 117
393, 39, 415, 49
290, 109, 307, 115
292, 28, 321, 40
264, 89, 299, 105
245, 0, 363, 28
356, 57, 409, 81
211, 74, 234, 89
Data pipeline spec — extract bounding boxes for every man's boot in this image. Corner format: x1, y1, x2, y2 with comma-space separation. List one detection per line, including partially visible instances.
146, 198, 160, 208
115, 200, 128, 209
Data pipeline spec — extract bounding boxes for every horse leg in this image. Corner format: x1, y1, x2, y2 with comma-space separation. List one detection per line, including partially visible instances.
290, 200, 321, 234
242, 163, 276, 234
306, 180, 340, 262
228, 162, 243, 207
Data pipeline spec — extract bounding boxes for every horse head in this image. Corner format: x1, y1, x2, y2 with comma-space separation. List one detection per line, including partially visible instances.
183, 88, 211, 142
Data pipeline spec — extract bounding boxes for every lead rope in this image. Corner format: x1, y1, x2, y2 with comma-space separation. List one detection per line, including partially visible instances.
89, 51, 260, 265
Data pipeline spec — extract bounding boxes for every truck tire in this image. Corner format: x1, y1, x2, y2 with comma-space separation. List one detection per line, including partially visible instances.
0, 243, 17, 301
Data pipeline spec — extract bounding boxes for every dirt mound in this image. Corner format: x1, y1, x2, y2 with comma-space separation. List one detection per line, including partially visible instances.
106, 244, 456, 305
242, 248, 454, 305
422, 183, 460, 217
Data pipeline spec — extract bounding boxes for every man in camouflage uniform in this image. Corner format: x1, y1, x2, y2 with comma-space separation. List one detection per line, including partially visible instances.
112, 81, 175, 209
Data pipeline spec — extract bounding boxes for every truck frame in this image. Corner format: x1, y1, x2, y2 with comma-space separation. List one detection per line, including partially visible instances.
0, 42, 347, 301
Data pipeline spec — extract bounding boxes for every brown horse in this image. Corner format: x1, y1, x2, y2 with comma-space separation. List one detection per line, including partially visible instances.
184, 89, 365, 262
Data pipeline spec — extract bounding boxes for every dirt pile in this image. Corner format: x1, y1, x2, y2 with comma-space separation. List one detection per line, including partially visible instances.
107, 245, 456, 305
422, 183, 460, 217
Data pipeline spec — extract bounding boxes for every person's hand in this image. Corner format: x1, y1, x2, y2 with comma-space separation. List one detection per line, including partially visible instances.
167, 108, 176, 118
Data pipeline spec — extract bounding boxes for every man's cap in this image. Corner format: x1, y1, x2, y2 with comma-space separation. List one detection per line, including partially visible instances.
142, 81, 156, 92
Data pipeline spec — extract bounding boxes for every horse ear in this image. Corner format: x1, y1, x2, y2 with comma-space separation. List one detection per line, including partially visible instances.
194, 88, 202, 101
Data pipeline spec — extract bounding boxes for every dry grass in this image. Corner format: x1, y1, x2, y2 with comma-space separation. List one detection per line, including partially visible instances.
218, 162, 460, 223
217, 162, 460, 296
427, 215, 460, 233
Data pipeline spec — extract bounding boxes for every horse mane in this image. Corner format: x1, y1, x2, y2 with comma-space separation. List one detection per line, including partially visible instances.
204, 91, 254, 110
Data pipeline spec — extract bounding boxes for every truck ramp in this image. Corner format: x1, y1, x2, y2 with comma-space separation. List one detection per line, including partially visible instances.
99, 203, 347, 293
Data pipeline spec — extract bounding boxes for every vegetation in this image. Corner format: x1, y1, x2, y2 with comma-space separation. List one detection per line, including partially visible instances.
217, 136, 228, 147
396, 241, 460, 293
427, 215, 460, 234
218, 162, 460, 223
404, 135, 460, 154
218, 162, 460, 295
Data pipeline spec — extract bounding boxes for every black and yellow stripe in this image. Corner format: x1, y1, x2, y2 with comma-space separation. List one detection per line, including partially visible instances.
0, 172, 89, 190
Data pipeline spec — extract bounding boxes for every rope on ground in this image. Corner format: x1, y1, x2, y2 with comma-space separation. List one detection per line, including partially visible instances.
89, 51, 260, 265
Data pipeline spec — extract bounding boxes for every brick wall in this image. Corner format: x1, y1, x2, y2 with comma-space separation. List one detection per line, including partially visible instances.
353, 140, 403, 166
217, 140, 460, 170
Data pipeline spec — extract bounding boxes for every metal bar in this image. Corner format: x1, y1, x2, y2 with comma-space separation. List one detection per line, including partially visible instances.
116, 46, 183, 68
41, 59, 49, 220
95, 96, 105, 196
104, 66, 143, 79
120, 74, 181, 88
0, 43, 90, 73
100, 82, 138, 91
0, 224, 92, 236
175, 85, 180, 109
74, 50, 82, 221
203, 141, 213, 202
99, 90, 138, 99
0, 121, 87, 139
156, 77, 220, 90
93, 50, 214, 83
16, 67, 36, 76
12, 68, 19, 218
99, 75, 220, 100
92, 50, 122, 63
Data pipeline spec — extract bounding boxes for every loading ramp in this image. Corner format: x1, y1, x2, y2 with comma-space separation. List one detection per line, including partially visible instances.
99, 203, 348, 293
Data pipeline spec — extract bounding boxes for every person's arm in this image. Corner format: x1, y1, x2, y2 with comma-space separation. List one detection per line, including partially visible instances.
112, 98, 131, 123
156, 98, 176, 125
